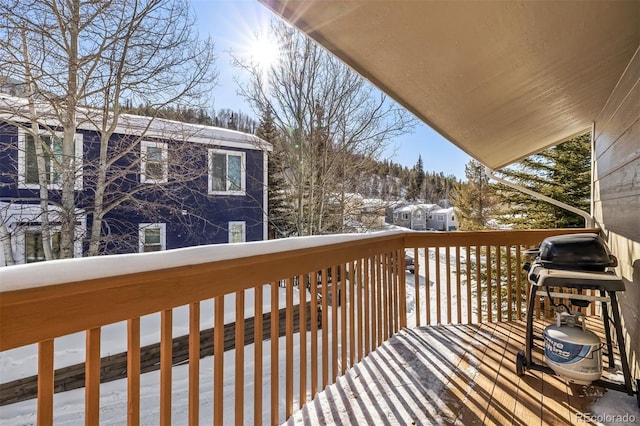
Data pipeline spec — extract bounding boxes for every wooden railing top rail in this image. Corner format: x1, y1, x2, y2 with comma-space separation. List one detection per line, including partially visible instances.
0, 228, 598, 351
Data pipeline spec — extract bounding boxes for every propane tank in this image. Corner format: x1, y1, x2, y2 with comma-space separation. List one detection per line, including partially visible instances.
543, 312, 602, 385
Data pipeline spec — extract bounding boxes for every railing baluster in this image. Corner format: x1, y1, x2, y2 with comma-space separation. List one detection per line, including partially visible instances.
376, 255, 383, 347
392, 252, 397, 334
506, 246, 513, 321
189, 303, 200, 426
128, 318, 141, 426
85, 327, 101, 426
446, 246, 452, 325
391, 251, 398, 333
370, 256, 377, 349
214, 296, 224, 426
341, 264, 348, 375
425, 246, 431, 325
496, 246, 502, 322
363, 257, 370, 356
160, 309, 172, 426
37, 339, 54, 426
285, 278, 293, 418
516, 245, 522, 320
299, 274, 307, 407
348, 261, 355, 367
414, 247, 420, 327
254, 286, 263, 426
355, 259, 363, 362
321, 269, 329, 388
476, 246, 482, 324
486, 246, 493, 323
435, 246, 441, 324
310, 273, 318, 397
331, 266, 339, 380
236, 290, 245, 425
466, 245, 472, 324
270, 282, 279, 426
399, 249, 407, 329
456, 246, 462, 324
383, 254, 390, 339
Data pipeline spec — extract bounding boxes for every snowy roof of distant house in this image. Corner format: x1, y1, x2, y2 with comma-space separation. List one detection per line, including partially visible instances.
432, 207, 455, 214
395, 203, 441, 213
0, 94, 271, 152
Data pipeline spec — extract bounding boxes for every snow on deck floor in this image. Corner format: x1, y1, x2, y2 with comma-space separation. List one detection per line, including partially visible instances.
285, 326, 469, 425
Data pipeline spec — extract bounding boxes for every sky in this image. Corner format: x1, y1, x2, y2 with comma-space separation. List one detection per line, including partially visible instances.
192, 0, 471, 179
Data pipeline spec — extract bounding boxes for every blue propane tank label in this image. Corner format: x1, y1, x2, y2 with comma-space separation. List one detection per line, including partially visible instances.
544, 333, 592, 365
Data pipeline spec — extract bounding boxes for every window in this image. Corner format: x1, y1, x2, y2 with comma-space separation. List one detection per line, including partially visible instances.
415, 211, 422, 220
428, 214, 433, 220
140, 141, 168, 183
209, 149, 245, 195
437, 214, 445, 221
451, 215, 455, 221
25, 230, 61, 263
228, 221, 246, 243
139, 223, 166, 252
18, 129, 83, 189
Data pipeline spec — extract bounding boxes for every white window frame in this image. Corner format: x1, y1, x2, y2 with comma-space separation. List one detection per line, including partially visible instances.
401, 212, 409, 221
17, 128, 84, 190
208, 149, 246, 195
228, 221, 246, 243
140, 141, 168, 184
138, 223, 166, 252
437, 214, 445, 221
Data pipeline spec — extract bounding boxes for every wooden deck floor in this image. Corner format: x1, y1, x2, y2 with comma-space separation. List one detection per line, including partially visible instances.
286, 319, 635, 426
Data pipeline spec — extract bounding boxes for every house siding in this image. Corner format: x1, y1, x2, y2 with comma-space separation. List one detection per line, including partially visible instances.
593, 46, 640, 381
0, 120, 268, 259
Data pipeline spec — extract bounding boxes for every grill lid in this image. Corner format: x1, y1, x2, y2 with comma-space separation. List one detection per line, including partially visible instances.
537, 233, 617, 271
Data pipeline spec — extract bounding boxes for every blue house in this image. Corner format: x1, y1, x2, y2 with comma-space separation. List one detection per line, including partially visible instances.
0, 97, 270, 265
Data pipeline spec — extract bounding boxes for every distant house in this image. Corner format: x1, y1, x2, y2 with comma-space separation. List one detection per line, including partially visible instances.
426, 206, 457, 231
392, 203, 440, 230
0, 98, 270, 264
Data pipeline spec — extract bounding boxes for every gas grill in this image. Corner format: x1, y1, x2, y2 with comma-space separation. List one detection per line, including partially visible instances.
516, 233, 638, 404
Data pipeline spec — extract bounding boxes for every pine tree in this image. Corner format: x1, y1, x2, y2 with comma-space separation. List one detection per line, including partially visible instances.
415, 155, 425, 200
451, 160, 498, 230
256, 109, 293, 238
496, 133, 591, 228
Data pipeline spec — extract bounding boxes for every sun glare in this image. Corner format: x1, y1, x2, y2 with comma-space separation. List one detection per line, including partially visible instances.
248, 33, 280, 71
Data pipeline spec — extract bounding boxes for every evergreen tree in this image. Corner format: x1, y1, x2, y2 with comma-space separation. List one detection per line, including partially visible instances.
451, 160, 498, 230
496, 133, 591, 228
256, 109, 293, 238
415, 155, 425, 199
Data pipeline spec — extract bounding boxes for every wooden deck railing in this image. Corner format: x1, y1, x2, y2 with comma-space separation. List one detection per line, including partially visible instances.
0, 228, 596, 425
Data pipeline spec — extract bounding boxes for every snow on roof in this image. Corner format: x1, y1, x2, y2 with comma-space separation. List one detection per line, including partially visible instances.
395, 203, 441, 213
0, 94, 271, 152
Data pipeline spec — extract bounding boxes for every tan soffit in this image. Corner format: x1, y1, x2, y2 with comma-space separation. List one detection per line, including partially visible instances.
259, 0, 639, 169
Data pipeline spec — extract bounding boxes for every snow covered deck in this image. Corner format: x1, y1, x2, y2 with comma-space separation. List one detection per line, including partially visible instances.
287, 319, 638, 426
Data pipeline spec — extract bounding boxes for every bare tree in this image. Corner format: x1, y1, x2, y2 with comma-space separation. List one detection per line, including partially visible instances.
234, 20, 415, 235
0, 0, 217, 258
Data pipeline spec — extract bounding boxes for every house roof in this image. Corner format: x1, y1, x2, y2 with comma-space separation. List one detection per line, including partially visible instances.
395, 203, 440, 213
259, 0, 639, 169
0, 95, 271, 152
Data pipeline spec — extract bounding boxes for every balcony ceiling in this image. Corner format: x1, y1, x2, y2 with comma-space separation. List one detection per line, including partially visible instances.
259, 0, 639, 169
